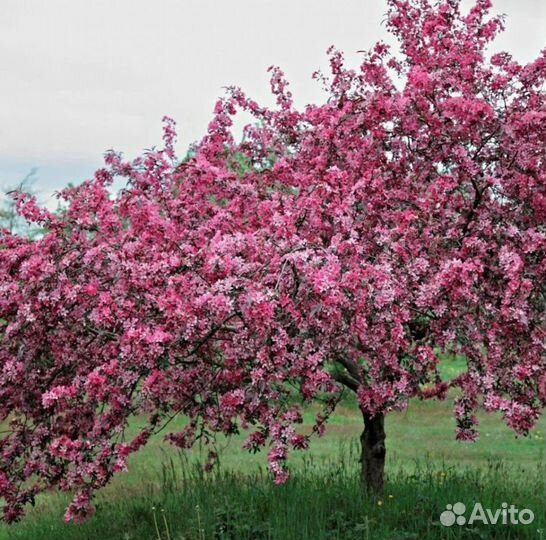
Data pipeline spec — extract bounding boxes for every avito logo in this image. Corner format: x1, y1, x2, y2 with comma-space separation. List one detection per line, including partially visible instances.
440, 502, 534, 527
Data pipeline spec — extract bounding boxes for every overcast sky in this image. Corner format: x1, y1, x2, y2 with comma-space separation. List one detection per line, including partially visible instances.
1, 0, 545, 207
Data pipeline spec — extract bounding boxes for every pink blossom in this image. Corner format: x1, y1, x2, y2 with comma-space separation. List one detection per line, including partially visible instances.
41, 385, 78, 408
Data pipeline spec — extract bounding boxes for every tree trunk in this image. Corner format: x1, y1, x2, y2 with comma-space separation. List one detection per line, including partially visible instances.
360, 412, 386, 495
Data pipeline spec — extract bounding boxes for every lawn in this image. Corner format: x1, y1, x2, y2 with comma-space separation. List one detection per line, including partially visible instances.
1, 355, 545, 539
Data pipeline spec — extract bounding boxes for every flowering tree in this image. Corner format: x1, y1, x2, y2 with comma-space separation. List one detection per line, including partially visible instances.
1, 0, 545, 523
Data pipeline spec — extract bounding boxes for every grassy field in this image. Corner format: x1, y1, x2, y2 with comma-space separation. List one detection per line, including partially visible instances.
1, 356, 545, 539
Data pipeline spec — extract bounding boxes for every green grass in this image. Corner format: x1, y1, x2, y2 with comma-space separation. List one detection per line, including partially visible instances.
1, 447, 543, 540
1, 355, 545, 539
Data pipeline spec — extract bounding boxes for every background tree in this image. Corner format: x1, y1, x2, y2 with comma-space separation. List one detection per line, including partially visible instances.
1, 0, 545, 523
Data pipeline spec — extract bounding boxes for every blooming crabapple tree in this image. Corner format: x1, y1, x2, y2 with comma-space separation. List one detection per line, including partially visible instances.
1, 0, 546, 523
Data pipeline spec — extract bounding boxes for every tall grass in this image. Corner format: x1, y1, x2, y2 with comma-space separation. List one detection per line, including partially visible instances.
2, 439, 544, 540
